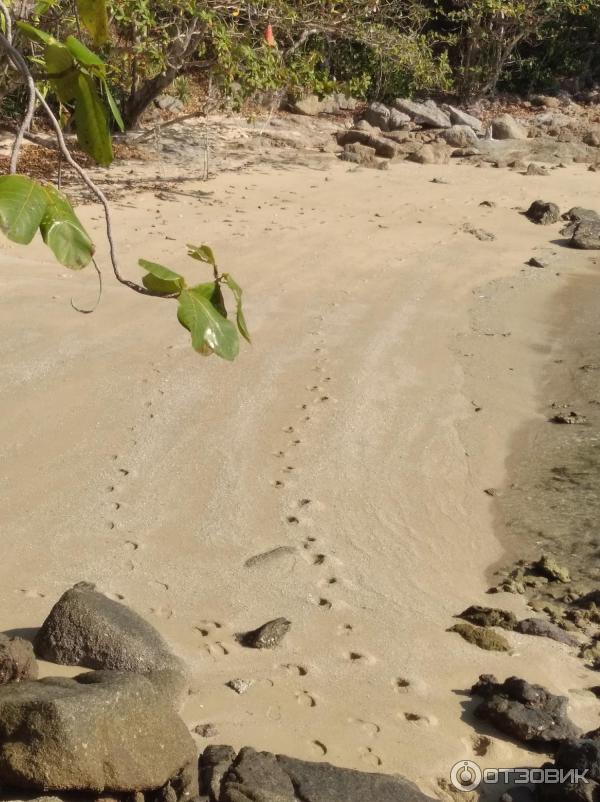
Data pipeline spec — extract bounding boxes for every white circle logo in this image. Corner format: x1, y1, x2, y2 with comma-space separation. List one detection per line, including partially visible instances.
450, 760, 482, 792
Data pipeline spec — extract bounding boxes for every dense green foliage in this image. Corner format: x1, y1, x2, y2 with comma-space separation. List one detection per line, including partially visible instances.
4, 0, 600, 122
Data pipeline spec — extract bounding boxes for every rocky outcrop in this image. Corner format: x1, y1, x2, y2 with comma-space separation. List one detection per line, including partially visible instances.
34, 583, 184, 676
199, 746, 437, 802
393, 99, 452, 129
442, 105, 484, 134
363, 101, 410, 132
290, 93, 357, 116
456, 606, 517, 631
440, 125, 479, 149
0, 634, 37, 684
0, 671, 197, 794
336, 128, 398, 158
516, 618, 580, 646
471, 675, 581, 746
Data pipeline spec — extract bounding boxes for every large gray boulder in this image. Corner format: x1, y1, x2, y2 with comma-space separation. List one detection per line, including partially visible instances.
337, 128, 398, 158
0, 671, 197, 794
491, 114, 528, 140
443, 105, 483, 134
34, 584, 183, 675
0, 634, 37, 684
201, 746, 436, 802
440, 125, 478, 149
392, 98, 451, 128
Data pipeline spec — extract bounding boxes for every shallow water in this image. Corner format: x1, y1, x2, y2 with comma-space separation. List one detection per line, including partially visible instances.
497, 265, 600, 585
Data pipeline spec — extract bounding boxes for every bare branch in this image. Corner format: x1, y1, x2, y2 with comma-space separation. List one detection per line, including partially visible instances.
0, 10, 178, 300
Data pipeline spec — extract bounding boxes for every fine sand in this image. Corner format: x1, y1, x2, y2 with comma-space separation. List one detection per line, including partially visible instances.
1, 152, 600, 796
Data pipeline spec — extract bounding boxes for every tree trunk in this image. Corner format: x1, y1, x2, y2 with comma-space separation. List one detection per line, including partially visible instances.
122, 67, 179, 129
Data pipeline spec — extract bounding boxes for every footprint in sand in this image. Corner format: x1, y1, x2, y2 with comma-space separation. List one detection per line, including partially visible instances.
317, 598, 332, 610
349, 718, 381, 737
296, 690, 317, 708
337, 623, 354, 636
203, 642, 230, 658
359, 747, 382, 768
309, 741, 328, 757
280, 663, 308, 677
393, 677, 411, 694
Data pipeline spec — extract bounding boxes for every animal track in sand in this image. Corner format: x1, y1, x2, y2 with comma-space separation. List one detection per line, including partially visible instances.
280, 663, 308, 677
349, 718, 381, 737
296, 690, 317, 708
124, 540, 139, 551
150, 580, 169, 592
287, 516, 300, 525
337, 623, 354, 636
299, 498, 311, 507
393, 678, 411, 694
195, 621, 223, 636
203, 642, 230, 658
19, 588, 45, 598
359, 747, 382, 768
317, 598, 332, 610
312, 553, 326, 565
272, 480, 284, 488
310, 741, 328, 757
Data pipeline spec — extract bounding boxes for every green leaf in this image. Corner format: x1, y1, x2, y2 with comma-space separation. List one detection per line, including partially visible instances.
139, 258, 185, 295
190, 280, 228, 317
177, 288, 239, 361
102, 80, 125, 132
65, 35, 106, 76
39, 185, 94, 269
74, 72, 113, 166
223, 273, 251, 343
45, 43, 78, 103
75, 0, 109, 45
0, 175, 48, 245
187, 243, 216, 267
16, 21, 57, 46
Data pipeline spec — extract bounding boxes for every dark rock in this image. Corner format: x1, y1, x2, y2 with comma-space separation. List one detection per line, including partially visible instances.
449, 622, 510, 651
0, 671, 197, 793
199, 745, 236, 800
471, 675, 581, 746
194, 723, 219, 738
570, 219, 600, 250
457, 606, 517, 631
516, 618, 579, 646
214, 746, 437, 802
393, 98, 451, 129
527, 257, 548, 268
561, 207, 600, 224
556, 738, 600, 782
0, 634, 37, 684
539, 780, 598, 802
525, 201, 561, 225
549, 411, 587, 425
222, 748, 296, 801
34, 585, 184, 678
239, 618, 291, 649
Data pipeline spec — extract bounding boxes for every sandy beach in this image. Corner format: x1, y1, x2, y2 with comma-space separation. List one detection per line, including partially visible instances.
2, 149, 600, 797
